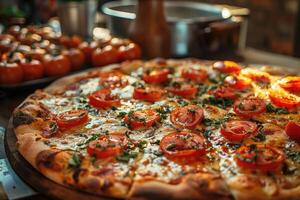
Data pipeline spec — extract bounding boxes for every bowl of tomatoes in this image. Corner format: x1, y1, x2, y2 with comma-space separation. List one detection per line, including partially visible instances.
0, 25, 141, 90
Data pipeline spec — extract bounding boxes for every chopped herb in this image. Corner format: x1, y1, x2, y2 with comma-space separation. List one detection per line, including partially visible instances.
252, 132, 266, 142
153, 150, 163, 157
68, 154, 81, 169
83, 133, 101, 144
138, 140, 147, 150
90, 156, 97, 164
166, 143, 176, 151
285, 148, 300, 164
203, 130, 213, 138
111, 106, 118, 111
202, 96, 233, 109
266, 103, 289, 114
177, 99, 189, 106
117, 111, 127, 118
116, 150, 138, 162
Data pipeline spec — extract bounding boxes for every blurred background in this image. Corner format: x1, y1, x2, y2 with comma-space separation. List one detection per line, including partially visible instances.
0, 0, 299, 57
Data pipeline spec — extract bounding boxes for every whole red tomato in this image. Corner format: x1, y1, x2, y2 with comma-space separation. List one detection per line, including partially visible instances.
43, 54, 71, 76
91, 45, 119, 67
0, 62, 24, 84
62, 48, 85, 71
20, 58, 44, 81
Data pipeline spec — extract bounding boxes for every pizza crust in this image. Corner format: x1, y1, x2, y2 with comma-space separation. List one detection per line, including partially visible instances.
128, 172, 232, 200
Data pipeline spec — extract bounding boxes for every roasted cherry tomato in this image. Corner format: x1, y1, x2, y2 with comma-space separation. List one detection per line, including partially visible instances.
0, 62, 23, 84
224, 76, 251, 90
20, 58, 44, 81
118, 43, 141, 61
278, 76, 300, 93
181, 68, 207, 82
89, 89, 121, 109
220, 120, 258, 142
59, 35, 82, 48
142, 68, 169, 84
167, 84, 197, 98
124, 109, 160, 130
160, 132, 206, 158
285, 121, 300, 143
236, 144, 284, 171
92, 45, 119, 67
213, 61, 241, 74
241, 68, 270, 83
62, 48, 85, 71
211, 87, 237, 100
87, 133, 127, 159
98, 71, 128, 88
43, 54, 71, 76
170, 105, 204, 129
269, 89, 300, 109
79, 41, 98, 64
133, 87, 164, 102
56, 110, 89, 129
233, 97, 266, 118
27, 48, 46, 62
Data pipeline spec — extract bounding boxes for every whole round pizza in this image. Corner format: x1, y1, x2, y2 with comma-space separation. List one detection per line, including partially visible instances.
12, 59, 300, 199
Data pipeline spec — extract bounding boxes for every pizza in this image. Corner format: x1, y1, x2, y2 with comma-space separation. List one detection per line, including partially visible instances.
12, 59, 300, 199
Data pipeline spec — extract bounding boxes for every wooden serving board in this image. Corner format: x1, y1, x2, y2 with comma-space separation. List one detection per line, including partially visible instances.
4, 119, 116, 200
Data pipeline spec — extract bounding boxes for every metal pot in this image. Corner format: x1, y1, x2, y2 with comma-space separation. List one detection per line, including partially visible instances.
58, 0, 97, 39
102, 1, 249, 58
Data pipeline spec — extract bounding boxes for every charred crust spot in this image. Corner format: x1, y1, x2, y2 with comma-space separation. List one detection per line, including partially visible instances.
101, 179, 112, 191
35, 150, 60, 170
73, 168, 87, 183
13, 111, 34, 128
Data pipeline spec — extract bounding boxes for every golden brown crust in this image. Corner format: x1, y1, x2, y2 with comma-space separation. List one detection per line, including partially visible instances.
128, 172, 232, 200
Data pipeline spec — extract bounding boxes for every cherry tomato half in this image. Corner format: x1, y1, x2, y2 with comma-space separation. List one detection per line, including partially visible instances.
124, 109, 160, 130
89, 89, 121, 109
233, 97, 266, 118
213, 61, 241, 74
160, 132, 206, 158
241, 68, 270, 83
285, 121, 300, 143
211, 87, 237, 100
269, 89, 300, 109
98, 71, 128, 89
224, 76, 251, 90
133, 87, 164, 102
181, 68, 208, 82
220, 120, 258, 142
57, 110, 89, 129
278, 76, 300, 93
87, 133, 127, 159
170, 105, 204, 129
142, 68, 169, 84
236, 144, 284, 171
167, 84, 197, 99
